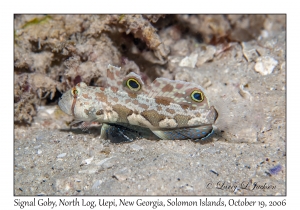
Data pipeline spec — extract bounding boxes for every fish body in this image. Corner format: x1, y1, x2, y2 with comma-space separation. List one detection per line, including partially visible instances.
58, 65, 218, 142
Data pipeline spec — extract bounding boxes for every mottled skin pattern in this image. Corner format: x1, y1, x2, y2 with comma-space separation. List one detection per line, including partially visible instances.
59, 65, 218, 142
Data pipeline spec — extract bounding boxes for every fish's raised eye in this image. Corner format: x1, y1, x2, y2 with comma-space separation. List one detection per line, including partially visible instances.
191, 90, 204, 102
126, 78, 141, 91
71, 87, 79, 97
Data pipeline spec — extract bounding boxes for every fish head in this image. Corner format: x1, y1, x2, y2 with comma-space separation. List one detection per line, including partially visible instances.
58, 82, 102, 122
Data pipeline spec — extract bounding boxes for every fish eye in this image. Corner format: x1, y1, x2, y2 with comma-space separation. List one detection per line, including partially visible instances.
71, 87, 80, 97
190, 90, 204, 102
126, 78, 141, 91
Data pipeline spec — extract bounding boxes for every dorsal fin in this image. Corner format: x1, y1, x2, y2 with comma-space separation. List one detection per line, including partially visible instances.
106, 64, 123, 88
147, 78, 210, 109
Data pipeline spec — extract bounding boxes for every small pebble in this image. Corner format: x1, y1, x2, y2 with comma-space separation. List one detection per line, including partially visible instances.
269, 164, 282, 175
210, 170, 219, 176
57, 153, 67, 158
113, 168, 130, 181
34, 145, 41, 149
238, 84, 253, 101
36, 135, 44, 141
196, 45, 216, 66
113, 173, 127, 181
260, 30, 269, 38
102, 160, 115, 169
184, 185, 194, 191
255, 56, 278, 75
130, 144, 143, 151
92, 180, 103, 190
81, 157, 94, 165
241, 42, 259, 62
96, 157, 113, 166
179, 54, 198, 68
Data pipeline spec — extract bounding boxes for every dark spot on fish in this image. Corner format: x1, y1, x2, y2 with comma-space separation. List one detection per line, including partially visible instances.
141, 110, 166, 127
176, 83, 184, 89
112, 104, 133, 123
174, 114, 192, 126
107, 69, 115, 80
155, 97, 171, 106
140, 103, 149, 110
162, 84, 174, 92
128, 92, 137, 98
96, 110, 103, 115
111, 86, 118, 93
82, 93, 91, 99
166, 108, 175, 114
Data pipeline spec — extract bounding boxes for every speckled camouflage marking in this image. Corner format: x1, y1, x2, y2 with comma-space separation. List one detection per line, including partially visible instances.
58, 64, 218, 142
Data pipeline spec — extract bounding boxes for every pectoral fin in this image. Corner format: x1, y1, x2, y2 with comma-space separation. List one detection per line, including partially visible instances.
100, 123, 159, 143
151, 125, 214, 141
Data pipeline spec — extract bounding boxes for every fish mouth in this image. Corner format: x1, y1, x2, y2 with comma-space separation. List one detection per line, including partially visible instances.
58, 98, 72, 116
207, 106, 218, 123
211, 106, 218, 122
